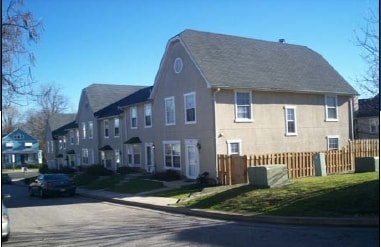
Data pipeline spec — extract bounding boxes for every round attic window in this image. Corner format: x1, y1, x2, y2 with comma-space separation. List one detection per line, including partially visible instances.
174, 57, 183, 74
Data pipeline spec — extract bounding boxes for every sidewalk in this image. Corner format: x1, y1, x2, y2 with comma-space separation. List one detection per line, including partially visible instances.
76, 187, 379, 228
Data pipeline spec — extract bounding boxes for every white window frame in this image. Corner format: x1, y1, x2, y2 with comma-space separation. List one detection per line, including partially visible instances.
130, 107, 137, 129
227, 140, 242, 155
88, 121, 93, 139
325, 95, 338, 121
82, 122, 86, 139
82, 148, 89, 165
235, 91, 253, 122
70, 130, 74, 145
163, 140, 181, 170
327, 135, 340, 150
184, 92, 196, 124
75, 129, 79, 144
284, 106, 297, 136
127, 144, 141, 166
165, 97, 175, 126
104, 119, 109, 138
115, 149, 121, 169
144, 103, 152, 128
114, 118, 120, 137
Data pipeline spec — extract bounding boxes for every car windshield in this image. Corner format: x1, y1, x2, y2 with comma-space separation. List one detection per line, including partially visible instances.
44, 174, 68, 180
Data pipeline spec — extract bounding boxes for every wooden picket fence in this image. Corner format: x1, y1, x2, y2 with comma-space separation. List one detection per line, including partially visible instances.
217, 139, 379, 185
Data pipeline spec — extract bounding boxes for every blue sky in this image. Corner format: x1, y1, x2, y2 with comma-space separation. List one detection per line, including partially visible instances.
16, 0, 378, 112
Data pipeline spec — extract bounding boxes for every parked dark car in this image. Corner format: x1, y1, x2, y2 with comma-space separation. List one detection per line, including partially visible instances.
29, 174, 76, 198
2, 174, 12, 184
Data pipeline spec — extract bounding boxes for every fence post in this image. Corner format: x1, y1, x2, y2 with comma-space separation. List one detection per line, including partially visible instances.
313, 153, 327, 176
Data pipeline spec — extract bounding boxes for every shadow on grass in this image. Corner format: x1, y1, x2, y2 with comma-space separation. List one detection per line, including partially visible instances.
186, 180, 379, 217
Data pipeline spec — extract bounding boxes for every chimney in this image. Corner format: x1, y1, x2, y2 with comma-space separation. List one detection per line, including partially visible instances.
279, 39, 285, 43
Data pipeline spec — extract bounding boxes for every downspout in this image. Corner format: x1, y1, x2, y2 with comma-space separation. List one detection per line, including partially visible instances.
213, 88, 221, 182
349, 97, 354, 140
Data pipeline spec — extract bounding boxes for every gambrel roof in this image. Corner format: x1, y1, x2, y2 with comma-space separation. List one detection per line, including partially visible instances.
166, 29, 358, 95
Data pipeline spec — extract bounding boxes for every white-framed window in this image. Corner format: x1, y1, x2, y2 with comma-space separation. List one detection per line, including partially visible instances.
327, 136, 339, 150
165, 97, 175, 125
227, 140, 241, 155
62, 137, 66, 149
5, 142, 13, 149
235, 91, 252, 122
144, 103, 152, 127
82, 149, 89, 165
89, 149, 94, 165
369, 119, 379, 134
163, 141, 181, 169
184, 92, 196, 124
325, 95, 338, 121
114, 118, 120, 137
130, 107, 137, 129
70, 130, 74, 145
284, 106, 297, 136
82, 122, 86, 139
25, 142, 32, 148
75, 129, 80, 144
127, 144, 141, 166
104, 119, 109, 138
88, 121, 93, 139
115, 149, 121, 168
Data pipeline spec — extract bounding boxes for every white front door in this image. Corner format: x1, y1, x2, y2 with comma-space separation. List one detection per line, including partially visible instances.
185, 140, 199, 179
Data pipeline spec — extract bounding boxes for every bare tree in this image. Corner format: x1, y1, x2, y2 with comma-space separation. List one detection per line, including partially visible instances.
1, 104, 23, 133
35, 83, 70, 118
2, 0, 43, 107
354, 9, 379, 97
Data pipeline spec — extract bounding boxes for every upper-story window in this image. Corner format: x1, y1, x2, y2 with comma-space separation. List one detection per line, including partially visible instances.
14, 134, 24, 139
284, 106, 297, 136
165, 96, 175, 125
104, 119, 109, 138
184, 92, 196, 124
75, 129, 80, 144
144, 103, 152, 127
88, 121, 93, 139
130, 107, 137, 129
81, 122, 86, 139
235, 91, 252, 122
325, 95, 338, 121
70, 130, 74, 145
114, 118, 120, 137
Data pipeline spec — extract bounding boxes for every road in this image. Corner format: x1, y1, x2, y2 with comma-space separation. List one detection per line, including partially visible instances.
2, 184, 379, 247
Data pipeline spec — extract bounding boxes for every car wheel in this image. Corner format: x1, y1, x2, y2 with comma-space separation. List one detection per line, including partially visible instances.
39, 189, 45, 198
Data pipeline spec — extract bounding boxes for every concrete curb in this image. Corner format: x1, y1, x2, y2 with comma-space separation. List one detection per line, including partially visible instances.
76, 191, 379, 228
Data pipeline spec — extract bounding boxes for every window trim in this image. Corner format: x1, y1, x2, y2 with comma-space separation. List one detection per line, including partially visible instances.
165, 96, 176, 126
114, 118, 120, 137
81, 122, 86, 139
326, 135, 340, 150
88, 121, 93, 139
227, 139, 242, 155
144, 103, 152, 128
234, 91, 253, 122
184, 92, 196, 124
325, 95, 338, 122
104, 119, 109, 138
130, 107, 138, 129
284, 106, 297, 136
163, 140, 181, 170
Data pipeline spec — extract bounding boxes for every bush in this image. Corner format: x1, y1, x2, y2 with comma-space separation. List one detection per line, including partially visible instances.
116, 166, 141, 174
150, 169, 181, 181
84, 165, 114, 176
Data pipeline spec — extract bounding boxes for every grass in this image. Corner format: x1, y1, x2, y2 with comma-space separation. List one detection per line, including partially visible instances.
179, 172, 379, 217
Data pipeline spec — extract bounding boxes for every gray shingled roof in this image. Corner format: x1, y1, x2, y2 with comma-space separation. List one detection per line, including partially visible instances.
82, 84, 146, 113
48, 113, 77, 132
178, 29, 358, 95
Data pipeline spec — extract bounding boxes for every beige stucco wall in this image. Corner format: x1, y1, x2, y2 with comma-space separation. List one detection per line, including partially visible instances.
215, 90, 352, 154
151, 40, 217, 178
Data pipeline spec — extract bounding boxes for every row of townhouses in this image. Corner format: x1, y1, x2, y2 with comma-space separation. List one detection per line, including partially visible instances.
44, 29, 360, 180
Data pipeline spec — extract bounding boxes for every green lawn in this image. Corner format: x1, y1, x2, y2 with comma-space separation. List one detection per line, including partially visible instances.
178, 172, 379, 217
